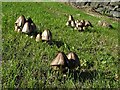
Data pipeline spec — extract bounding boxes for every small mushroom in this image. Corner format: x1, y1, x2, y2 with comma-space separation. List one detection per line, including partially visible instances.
74, 27, 78, 30
66, 21, 71, 26
85, 20, 93, 27
17, 28, 21, 33
36, 33, 41, 42
68, 15, 74, 21
83, 26, 86, 31
22, 22, 32, 34
15, 15, 26, 31
67, 52, 80, 69
102, 21, 113, 28
50, 52, 68, 71
75, 20, 79, 24
98, 20, 113, 28
80, 19, 85, 26
76, 22, 83, 28
41, 29, 52, 42
78, 27, 83, 31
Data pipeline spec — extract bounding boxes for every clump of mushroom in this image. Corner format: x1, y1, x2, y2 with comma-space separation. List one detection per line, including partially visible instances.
15, 15, 54, 44
66, 15, 93, 31
50, 52, 68, 72
50, 52, 80, 72
75, 19, 93, 31
15, 15, 37, 34
98, 20, 113, 28
67, 52, 80, 69
41, 29, 52, 43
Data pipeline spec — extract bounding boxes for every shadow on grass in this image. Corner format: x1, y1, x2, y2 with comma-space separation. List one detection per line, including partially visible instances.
66, 69, 97, 82
50, 40, 64, 48
82, 28, 97, 33
78, 69, 97, 82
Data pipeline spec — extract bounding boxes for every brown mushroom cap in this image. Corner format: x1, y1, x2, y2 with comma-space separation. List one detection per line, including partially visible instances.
68, 15, 74, 21
66, 21, 71, 26
67, 52, 80, 69
22, 22, 32, 34
41, 29, 52, 41
85, 20, 93, 27
50, 52, 69, 71
50, 52, 68, 66
75, 20, 79, 24
76, 22, 83, 28
15, 15, 26, 28
80, 20, 85, 26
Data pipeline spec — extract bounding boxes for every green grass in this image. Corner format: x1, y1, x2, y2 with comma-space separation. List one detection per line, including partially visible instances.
2, 2, 120, 88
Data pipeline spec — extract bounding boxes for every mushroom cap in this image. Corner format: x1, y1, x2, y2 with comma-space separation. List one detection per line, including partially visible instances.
83, 26, 86, 30
36, 34, 41, 42
80, 20, 85, 26
76, 22, 83, 28
67, 52, 80, 69
26, 17, 36, 31
22, 22, 32, 34
75, 20, 79, 24
78, 27, 83, 31
85, 20, 93, 27
102, 21, 112, 28
15, 15, 26, 28
41, 29, 52, 41
26, 17, 33, 24
50, 52, 68, 66
66, 21, 71, 26
68, 15, 74, 21
31, 23, 36, 31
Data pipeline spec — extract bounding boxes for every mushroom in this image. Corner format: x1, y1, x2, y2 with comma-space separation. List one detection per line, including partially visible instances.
41, 29, 52, 42
76, 22, 83, 28
50, 52, 68, 71
98, 20, 113, 28
75, 20, 79, 24
78, 27, 83, 31
80, 19, 85, 26
15, 15, 26, 31
22, 22, 32, 34
85, 20, 93, 27
83, 26, 86, 31
68, 15, 74, 21
66, 21, 71, 26
26, 17, 36, 31
102, 21, 113, 28
67, 52, 80, 69
36, 33, 41, 42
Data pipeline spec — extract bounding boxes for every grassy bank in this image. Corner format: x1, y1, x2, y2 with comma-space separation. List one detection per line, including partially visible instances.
2, 2, 119, 88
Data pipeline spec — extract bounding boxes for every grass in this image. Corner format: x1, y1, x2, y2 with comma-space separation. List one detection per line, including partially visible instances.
2, 2, 120, 88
